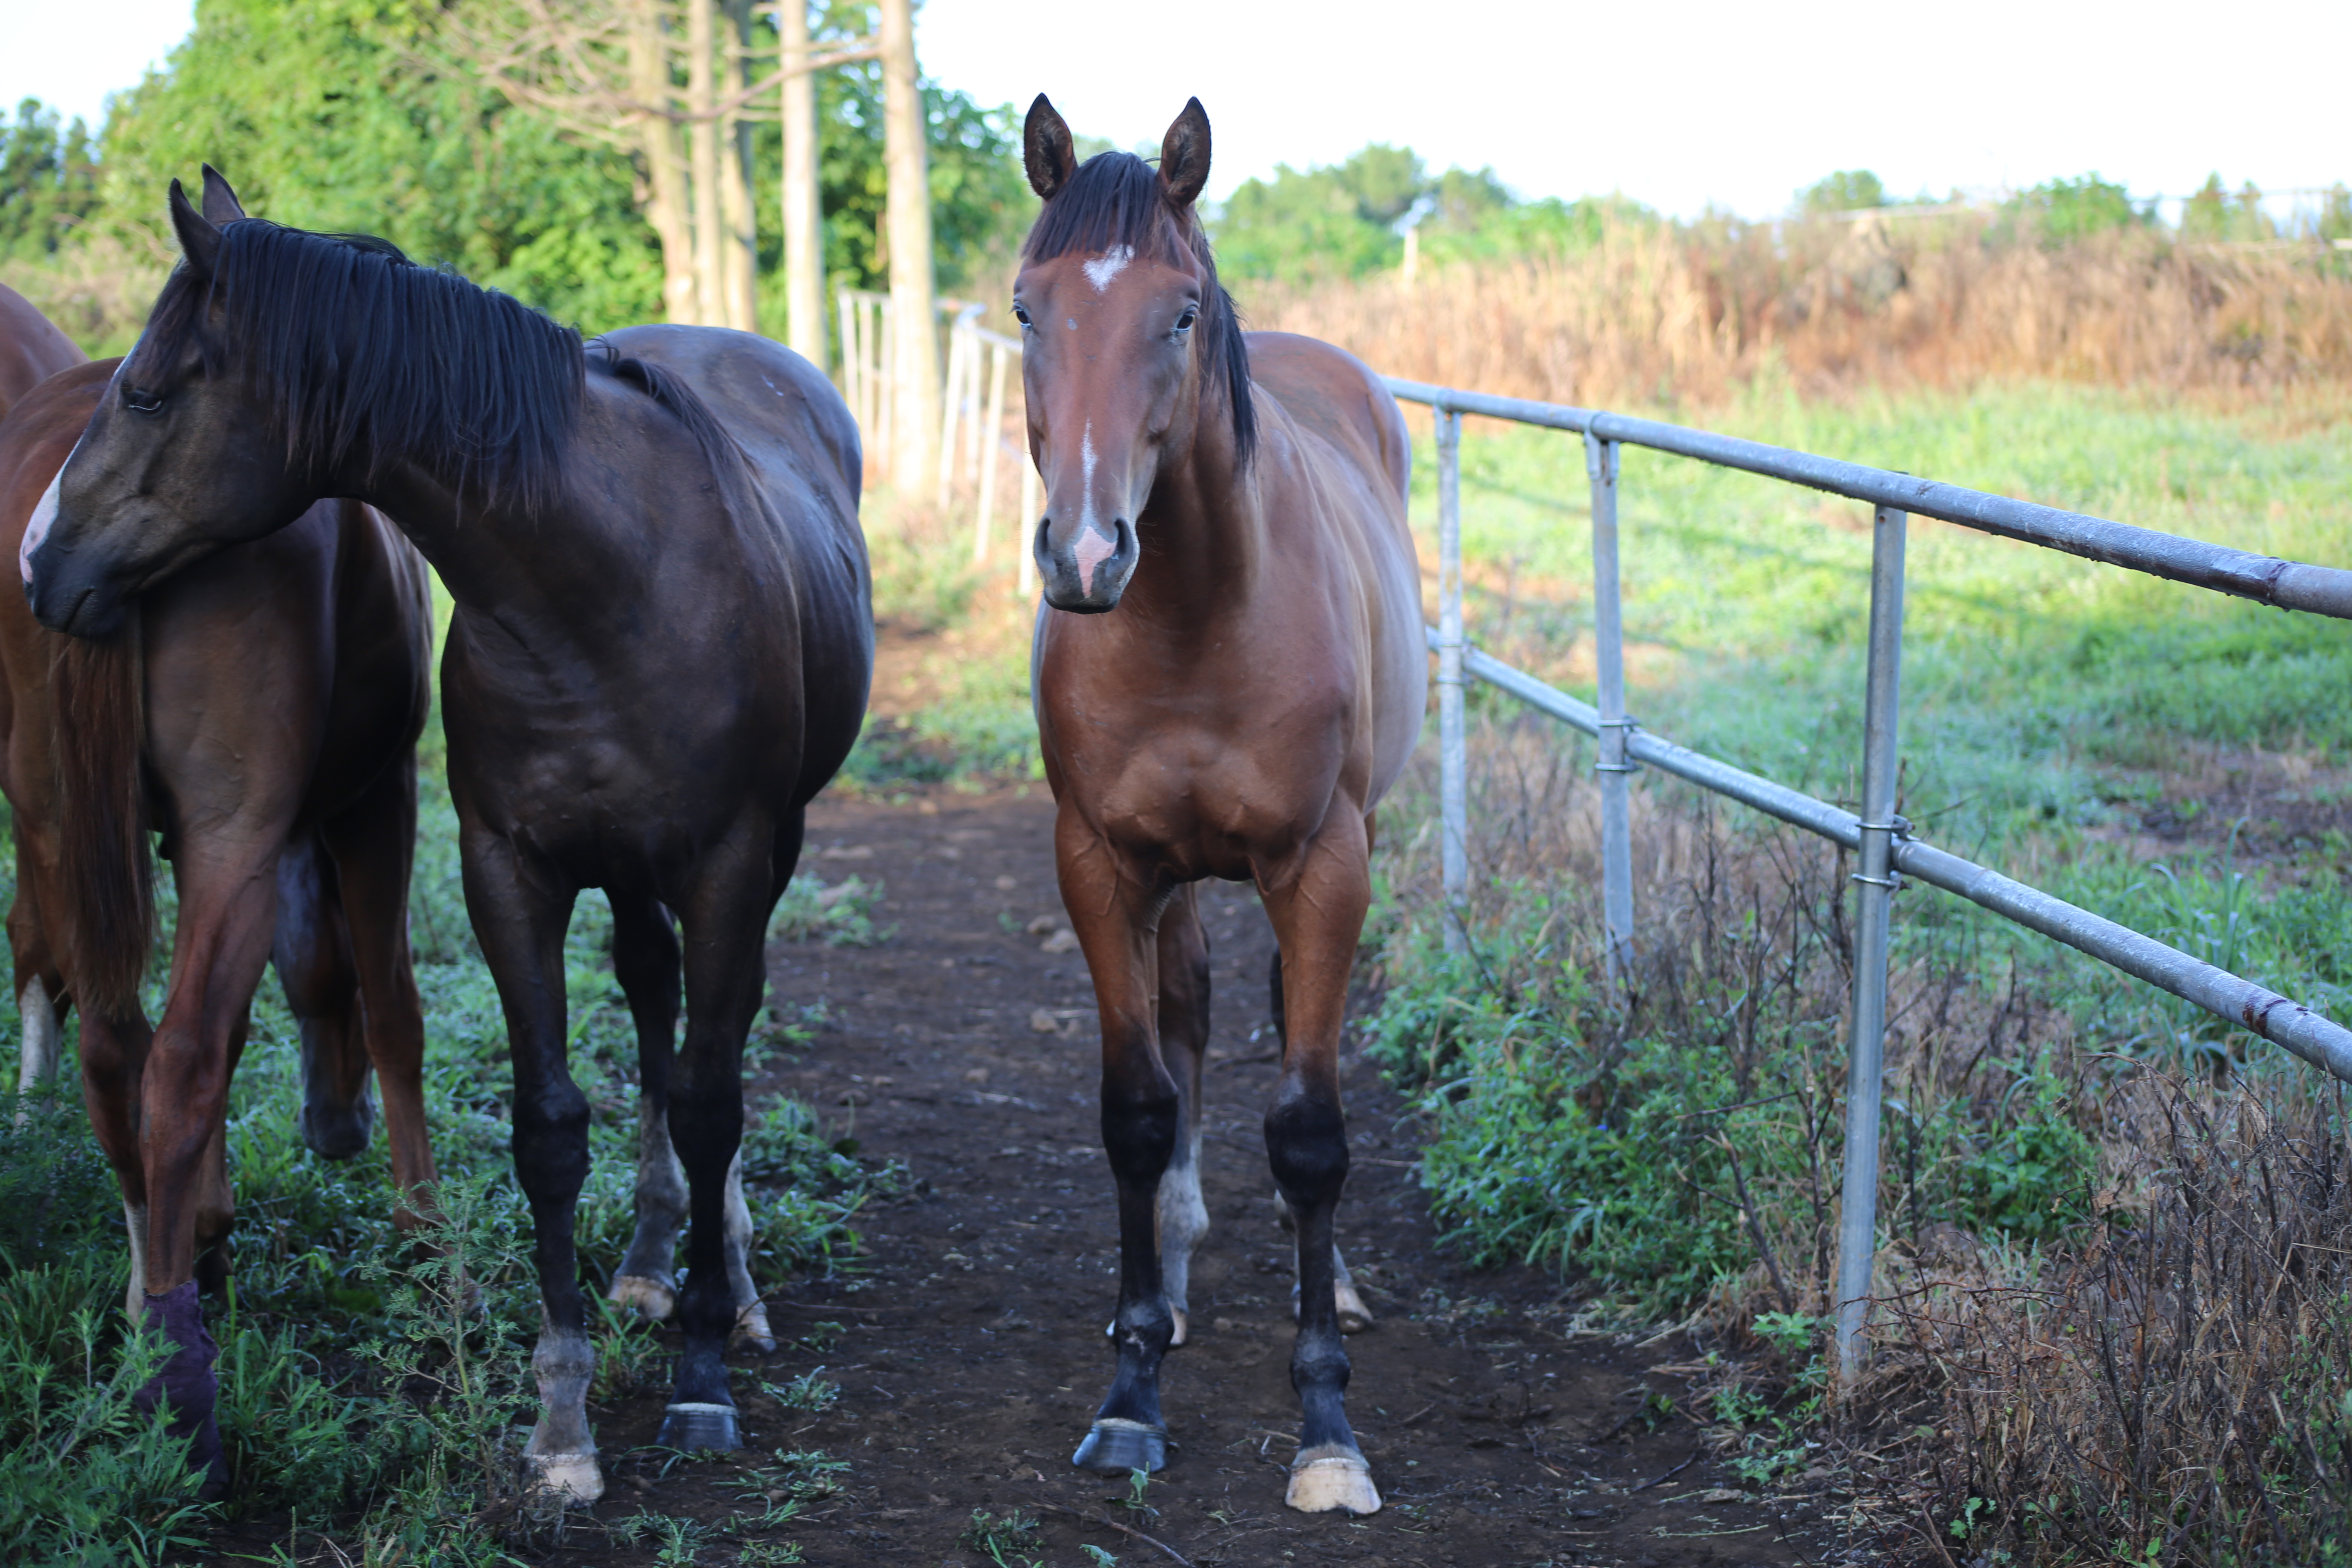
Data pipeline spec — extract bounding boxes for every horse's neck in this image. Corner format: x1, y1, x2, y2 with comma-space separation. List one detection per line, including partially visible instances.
1123, 425, 1267, 630
356, 391, 654, 631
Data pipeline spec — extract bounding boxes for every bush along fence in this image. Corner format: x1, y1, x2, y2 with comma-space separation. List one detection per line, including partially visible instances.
1385, 374, 2352, 1390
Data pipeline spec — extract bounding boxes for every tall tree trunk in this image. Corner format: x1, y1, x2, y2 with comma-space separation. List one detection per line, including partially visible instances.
631, 0, 695, 324
879, 0, 938, 496
778, 0, 826, 367
720, 0, 759, 332
686, 0, 726, 327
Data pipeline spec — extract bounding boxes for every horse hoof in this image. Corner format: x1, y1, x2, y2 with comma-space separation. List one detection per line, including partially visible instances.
1286, 1446, 1381, 1515
608, 1274, 676, 1322
1071, 1418, 1167, 1474
525, 1451, 605, 1506
1104, 1308, 1188, 1347
657, 1401, 742, 1452
731, 1300, 777, 1353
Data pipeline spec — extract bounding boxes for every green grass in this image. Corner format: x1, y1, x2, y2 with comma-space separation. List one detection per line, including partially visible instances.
1421, 380, 2352, 847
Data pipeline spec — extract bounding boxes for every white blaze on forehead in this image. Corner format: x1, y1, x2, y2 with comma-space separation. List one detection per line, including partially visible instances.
19, 442, 76, 585
1082, 245, 1134, 294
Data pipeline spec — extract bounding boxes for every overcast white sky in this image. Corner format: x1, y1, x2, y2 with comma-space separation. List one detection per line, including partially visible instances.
2, 0, 2344, 220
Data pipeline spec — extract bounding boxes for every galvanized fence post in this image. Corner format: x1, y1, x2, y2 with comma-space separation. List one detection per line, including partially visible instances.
1586, 431, 1635, 981
1834, 503, 1908, 1392
1437, 406, 1468, 956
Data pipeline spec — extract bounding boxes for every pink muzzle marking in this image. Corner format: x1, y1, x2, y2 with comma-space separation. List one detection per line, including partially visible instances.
20, 459, 65, 585
1073, 523, 1118, 595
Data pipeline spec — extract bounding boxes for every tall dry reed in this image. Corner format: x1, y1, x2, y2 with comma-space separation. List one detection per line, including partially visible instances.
1251, 218, 2352, 407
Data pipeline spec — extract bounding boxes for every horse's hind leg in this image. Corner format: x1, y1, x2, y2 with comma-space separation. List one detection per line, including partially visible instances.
1260, 817, 1382, 1515
608, 893, 688, 1318
9, 850, 67, 1103
273, 831, 375, 1162
1154, 886, 1212, 1348
607, 890, 773, 1350
1268, 949, 1374, 1334
323, 767, 440, 1227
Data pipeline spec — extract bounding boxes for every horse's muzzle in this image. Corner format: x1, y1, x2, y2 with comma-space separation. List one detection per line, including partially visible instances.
1036, 513, 1136, 613
24, 555, 129, 639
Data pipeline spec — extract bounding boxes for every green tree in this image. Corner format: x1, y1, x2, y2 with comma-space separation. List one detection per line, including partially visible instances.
1796, 169, 1886, 216
2319, 184, 2352, 243
0, 99, 100, 263
2001, 173, 2146, 248
1214, 144, 1431, 283
99, 0, 664, 330
805, 2, 1027, 301
2179, 173, 2275, 243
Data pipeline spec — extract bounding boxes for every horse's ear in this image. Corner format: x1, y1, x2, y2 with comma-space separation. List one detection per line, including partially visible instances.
198, 165, 248, 224
1025, 94, 1076, 201
167, 179, 222, 276
1160, 98, 1212, 209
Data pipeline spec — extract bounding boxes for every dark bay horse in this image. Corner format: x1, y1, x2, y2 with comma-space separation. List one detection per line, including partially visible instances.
1018, 98, 1425, 1516
26, 172, 873, 1506
0, 280, 440, 1496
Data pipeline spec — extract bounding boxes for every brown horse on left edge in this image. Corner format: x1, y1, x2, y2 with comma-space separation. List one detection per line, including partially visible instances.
0, 242, 440, 1497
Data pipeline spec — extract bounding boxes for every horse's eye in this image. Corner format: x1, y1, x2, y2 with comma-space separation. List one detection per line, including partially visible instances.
122, 386, 165, 414
1012, 304, 1033, 330
1173, 307, 1198, 334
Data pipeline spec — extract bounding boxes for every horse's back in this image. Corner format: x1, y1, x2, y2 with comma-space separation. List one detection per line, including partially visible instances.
0, 284, 85, 422
1244, 332, 1427, 805
597, 325, 872, 800
1245, 332, 1411, 507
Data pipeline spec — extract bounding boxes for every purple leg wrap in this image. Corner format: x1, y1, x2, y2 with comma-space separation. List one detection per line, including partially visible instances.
135, 1280, 227, 1497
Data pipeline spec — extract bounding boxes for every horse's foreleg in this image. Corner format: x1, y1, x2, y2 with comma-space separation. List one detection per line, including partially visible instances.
1065, 829, 1178, 1474
321, 768, 439, 1228
1260, 822, 1381, 1515
1268, 951, 1374, 1334
136, 850, 281, 1499
274, 832, 375, 1163
1152, 886, 1212, 1349
608, 892, 687, 1322
466, 834, 598, 1505
75, 1007, 155, 1319
1270, 949, 1373, 1335
657, 834, 775, 1455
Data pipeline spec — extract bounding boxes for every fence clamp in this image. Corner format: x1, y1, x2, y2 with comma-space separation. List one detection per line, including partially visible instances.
1593, 715, 1642, 774
1850, 815, 1913, 889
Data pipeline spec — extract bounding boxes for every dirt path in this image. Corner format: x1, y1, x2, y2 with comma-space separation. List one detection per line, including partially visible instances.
557, 785, 1840, 1568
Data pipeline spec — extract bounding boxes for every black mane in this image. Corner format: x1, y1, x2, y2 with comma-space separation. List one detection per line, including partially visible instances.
129, 220, 586, 514
1023, 151, 1256, 466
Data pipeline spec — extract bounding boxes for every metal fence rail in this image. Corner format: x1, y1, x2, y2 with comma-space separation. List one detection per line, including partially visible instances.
1385, 375, 2352, 1390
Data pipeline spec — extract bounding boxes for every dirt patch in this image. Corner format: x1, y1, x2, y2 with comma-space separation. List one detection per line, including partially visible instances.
2121, 744, 2352, 862
536, 786, 1841, 1567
